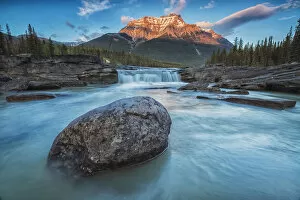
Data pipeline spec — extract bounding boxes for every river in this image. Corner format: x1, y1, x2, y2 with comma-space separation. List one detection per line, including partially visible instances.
0, 67, 300, 200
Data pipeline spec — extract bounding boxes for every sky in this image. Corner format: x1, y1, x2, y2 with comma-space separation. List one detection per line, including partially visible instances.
0, 0, 299, 44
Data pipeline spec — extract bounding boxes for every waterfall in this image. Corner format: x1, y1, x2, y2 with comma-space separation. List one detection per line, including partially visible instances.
117, 67, 181, 83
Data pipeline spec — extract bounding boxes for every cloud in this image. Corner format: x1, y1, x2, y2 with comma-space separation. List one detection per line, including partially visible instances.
196, 21, 214, 29
200, 0, 215, 9
278, 15, 297, 20
279, 0, 300, 9
164, 0, 186, 14
89, 32, 102, 38
100, 26, 110, 30
77, 25, 89, 34
77, 32, 102, 42
121, 16, 135, 24
196, 0, 300, 36
66, 21, 75, 29
78, 0, 112, 16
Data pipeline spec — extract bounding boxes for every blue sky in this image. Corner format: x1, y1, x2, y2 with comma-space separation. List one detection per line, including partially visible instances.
0, 0, 299, 44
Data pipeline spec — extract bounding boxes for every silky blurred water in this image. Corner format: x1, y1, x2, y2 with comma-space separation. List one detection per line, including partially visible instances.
0, 81, 300, 200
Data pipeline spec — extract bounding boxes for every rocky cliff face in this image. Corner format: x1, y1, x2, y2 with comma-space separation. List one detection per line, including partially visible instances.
180, 63, 300, 94
0, 55, 118, 91
120, 13, 231, 47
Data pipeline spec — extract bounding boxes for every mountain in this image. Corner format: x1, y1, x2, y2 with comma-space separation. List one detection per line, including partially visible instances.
82, 14, 232, 66
120, 13, 231, 47
82, 33, 133, 52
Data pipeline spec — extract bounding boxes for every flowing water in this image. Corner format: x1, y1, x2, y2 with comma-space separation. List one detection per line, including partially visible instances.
117, 67, 180, 83
0, 67, 300, 200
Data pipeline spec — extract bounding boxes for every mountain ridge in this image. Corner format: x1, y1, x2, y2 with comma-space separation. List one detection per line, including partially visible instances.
119, 13, 231, 47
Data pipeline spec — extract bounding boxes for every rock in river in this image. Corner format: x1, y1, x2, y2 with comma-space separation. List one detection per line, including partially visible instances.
196, 96, 296, 110
6, 93, 56, 102
224, 97, 296, 110
48, 96, 172, 176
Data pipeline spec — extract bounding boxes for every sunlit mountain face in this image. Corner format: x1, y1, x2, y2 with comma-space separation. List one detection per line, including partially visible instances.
119, 13, 231, 47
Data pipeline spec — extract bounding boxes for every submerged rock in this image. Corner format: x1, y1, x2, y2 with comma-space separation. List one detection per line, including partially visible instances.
167, 90, 180, 94
196, 96, 210, 99
48, 96, 172, 176
6, 93, 56, 102
225, 90, 249, 95
196, 95, 296, 109
224, 97, 296, 110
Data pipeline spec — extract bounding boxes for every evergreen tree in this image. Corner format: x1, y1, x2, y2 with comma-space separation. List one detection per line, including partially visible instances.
27, 24, 35, 54
282, 27, 293, 63
19, 36, 26, 53
48, 37, 55, 57
6, 24, 13, 55
291, 19, 300, 62
32, 27, 42, 56
0, 25, 6, 55
60, 44, 68, 55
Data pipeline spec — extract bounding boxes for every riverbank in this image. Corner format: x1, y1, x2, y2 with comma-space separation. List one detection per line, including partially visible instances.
0, 55, 118, 92
180, 63, 300, 94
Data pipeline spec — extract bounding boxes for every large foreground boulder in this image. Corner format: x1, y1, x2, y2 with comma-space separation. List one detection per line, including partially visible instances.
48, 96, 172, 176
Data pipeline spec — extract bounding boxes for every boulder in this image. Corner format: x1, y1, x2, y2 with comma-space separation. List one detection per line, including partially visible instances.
6, 93, 56, 102
178, 82, 208, 91
48, 96, 172, 176
178, 82, 222, 93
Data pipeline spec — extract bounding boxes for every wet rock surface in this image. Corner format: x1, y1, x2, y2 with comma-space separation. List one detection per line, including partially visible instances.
6, 93, 56, 102
178, 82, 249, 95
196, 95, 296, 110
0, 55, 118, 92
223, 97, 296, 110
181, 64, 300, 94
48, 96, 172, 176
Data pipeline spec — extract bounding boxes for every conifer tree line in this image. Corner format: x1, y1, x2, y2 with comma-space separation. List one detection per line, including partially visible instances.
207, 19, 300, 67
0, 24, 181, 68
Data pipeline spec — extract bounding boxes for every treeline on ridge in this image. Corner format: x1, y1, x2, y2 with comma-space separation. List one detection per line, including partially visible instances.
0, 24, 182, 68
207, 19, 300, 67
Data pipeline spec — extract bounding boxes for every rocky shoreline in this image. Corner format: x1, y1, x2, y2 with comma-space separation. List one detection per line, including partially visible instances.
180, 63, 300, 94
0, 55, 118, 92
